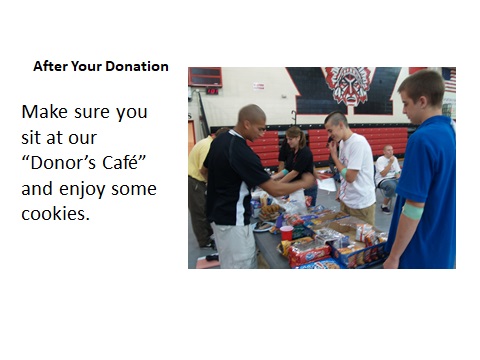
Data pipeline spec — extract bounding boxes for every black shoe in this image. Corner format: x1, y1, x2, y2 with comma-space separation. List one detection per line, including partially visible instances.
206, 253, 219, 262
381, 206, 391, 215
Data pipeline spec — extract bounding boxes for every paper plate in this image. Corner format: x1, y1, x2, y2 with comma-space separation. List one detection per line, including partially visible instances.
253, 221, 274, 233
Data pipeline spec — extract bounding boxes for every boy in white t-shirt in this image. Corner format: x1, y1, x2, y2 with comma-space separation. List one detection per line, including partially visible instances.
325, 111, 376, 225
375, 145, 401, 214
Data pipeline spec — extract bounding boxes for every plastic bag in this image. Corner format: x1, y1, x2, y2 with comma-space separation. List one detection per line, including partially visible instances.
272, 189, 308, 215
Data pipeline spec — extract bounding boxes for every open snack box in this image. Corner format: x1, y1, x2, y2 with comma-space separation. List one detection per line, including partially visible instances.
306, 216, 389, 269
276, 208, 346, 240
302, 210, 350, 228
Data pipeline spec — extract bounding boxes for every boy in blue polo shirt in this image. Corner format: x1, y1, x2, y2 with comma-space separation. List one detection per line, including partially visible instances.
383, 69, 456, 269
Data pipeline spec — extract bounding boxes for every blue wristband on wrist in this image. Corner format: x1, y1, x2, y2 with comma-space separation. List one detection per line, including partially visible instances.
340, 168, 347, 178
282, 169, 288, 176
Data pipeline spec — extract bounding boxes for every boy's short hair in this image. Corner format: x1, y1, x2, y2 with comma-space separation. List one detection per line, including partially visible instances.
324, 111, 349, 127
398, 69, 445, 107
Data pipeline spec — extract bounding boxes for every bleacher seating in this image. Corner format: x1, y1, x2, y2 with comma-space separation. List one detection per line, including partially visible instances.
305, 127, 409, 162
247, 130, 280, 167
352, 127, 408, 157
212, 125, 411, 170
307, 129, 330, 163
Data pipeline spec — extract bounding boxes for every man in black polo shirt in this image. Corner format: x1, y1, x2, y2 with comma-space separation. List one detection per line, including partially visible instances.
201, 104, 316, 268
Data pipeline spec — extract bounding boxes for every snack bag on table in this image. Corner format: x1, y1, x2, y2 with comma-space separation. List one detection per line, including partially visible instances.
287, 238, 331, 268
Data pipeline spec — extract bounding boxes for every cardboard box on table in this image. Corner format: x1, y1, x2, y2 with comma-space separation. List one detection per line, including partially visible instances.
306, 216, 389, 269
303, 210, 349, 227
299, 210, 349, 240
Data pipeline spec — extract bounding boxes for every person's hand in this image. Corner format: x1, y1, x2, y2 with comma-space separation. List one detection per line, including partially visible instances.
383, 255, 399, 269
271, 172, 283, 181
301, 172, 316, 188
328, 140, 338, 158
389, 156, 396, 164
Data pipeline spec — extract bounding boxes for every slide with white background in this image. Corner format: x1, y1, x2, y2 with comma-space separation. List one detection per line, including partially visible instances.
0, 2, 471, 359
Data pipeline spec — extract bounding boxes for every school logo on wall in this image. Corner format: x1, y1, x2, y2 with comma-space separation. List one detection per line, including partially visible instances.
286, 67, 401, 116
324, 67, 372, 107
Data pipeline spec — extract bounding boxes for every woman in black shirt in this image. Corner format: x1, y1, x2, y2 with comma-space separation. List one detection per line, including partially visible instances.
271, 126, 317, 206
